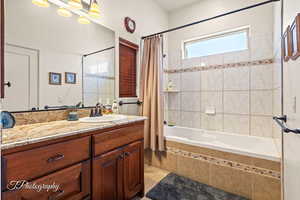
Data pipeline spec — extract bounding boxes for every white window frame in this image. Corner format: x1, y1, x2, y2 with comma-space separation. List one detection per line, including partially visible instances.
182, 26, 250, 59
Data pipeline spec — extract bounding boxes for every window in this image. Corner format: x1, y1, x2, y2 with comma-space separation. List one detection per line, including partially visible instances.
119, 38, 138, 97
183, 27, 249, 59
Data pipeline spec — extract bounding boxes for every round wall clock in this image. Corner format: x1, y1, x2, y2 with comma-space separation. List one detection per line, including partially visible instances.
124, 17, 136, 33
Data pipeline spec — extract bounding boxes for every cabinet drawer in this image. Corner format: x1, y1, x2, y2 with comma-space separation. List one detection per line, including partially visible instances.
2, 137, 90, 189
93, 123, 144, 157
3, 161, 90, 200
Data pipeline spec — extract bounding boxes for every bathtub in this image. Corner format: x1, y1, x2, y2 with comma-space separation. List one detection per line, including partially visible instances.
146, 125, 281, 199
164, 125, 281, 162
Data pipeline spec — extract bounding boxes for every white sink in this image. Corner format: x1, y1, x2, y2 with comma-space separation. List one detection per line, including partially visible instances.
79, 115, 127, 123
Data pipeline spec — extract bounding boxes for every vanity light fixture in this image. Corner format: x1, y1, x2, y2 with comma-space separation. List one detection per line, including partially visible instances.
32, 0, 50, 7
57, 7, 72, 17
88, 0, 100, 18
78, 16, 90, 24
68, 0, 83, 10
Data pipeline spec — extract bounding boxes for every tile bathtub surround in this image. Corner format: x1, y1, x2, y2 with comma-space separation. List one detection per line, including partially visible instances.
164, 58, 274, 74
166, 146, 280, 180
165, 55, 278, 139
181, 71, 201, 91
201, 69, 223, 91
224, 67, 250, 91
145, 141, 281, 200
12, 108, 91, 126
224, 91, 250, 115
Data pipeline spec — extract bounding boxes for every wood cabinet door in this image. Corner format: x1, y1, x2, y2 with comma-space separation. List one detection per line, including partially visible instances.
3, 137, 90, 189
92, 148, 124, 200
123, 141, 144, 200
2, 161, 90, 200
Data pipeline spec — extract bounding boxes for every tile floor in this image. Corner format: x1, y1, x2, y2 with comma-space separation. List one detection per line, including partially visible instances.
133, 164, 169, 200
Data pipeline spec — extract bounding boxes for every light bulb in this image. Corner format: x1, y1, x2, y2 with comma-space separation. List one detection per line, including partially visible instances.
57, 7, 72, 17
32, 0, 50, 7
78, 16, 90, 24
88, 1, 100, 18
68, 0, 83, 10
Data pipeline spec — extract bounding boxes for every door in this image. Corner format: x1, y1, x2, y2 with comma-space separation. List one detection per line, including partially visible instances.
282, 1, 300, 199
3, 44, 38, 111
123, 141, 144, 200
92, 148, 124, 200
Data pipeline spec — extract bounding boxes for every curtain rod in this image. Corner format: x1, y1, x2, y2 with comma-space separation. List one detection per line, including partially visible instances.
141, 0, 280, 39
83, 46, 115, 57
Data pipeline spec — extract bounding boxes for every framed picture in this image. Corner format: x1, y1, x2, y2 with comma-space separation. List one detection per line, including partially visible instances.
282, 25, 292, 62
291, 14, 300, 60
49, 72, 62, 85
65, 72, 76, 84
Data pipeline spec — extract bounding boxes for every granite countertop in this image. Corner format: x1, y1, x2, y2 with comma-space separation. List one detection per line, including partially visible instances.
1, 115, 147, 150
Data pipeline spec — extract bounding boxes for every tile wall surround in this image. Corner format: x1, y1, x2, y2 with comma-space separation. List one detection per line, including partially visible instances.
12, 107, 140, 126
165, 49, 281, 139
166, 146, 280, 180
145, 141, 281, 200
164, 58, 274, 74
12, 108, 91, 126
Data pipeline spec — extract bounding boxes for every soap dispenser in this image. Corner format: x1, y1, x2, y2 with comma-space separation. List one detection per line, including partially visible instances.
112, 100, 119, 114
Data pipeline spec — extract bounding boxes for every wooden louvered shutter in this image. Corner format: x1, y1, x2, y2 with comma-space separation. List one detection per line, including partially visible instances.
119, 38, 138, 98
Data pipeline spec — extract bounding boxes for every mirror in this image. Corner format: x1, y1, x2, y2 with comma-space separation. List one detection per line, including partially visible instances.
4, 0, 116, 112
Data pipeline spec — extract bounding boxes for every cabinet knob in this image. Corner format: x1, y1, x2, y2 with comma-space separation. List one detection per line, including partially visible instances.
124, 152, 130, 157
118, 154, 124, 160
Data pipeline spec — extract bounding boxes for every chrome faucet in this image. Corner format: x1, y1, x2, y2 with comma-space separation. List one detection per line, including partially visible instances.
95, 103, 103, 117
90, 103, 103, 117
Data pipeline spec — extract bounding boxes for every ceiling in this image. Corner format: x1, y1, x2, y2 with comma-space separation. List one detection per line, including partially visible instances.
153, 0, 201, 12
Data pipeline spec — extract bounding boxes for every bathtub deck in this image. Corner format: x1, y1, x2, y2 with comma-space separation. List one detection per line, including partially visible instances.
164, 125, 281, 162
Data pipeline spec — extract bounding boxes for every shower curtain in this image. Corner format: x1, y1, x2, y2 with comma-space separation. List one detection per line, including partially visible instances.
140, 35, 165, 151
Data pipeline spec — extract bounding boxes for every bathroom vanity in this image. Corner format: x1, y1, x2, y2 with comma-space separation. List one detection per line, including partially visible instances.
1, 116, 146, 200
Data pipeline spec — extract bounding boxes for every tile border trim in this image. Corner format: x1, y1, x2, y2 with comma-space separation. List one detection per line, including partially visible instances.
164, 58, 274, 73
166, 146, 281, 180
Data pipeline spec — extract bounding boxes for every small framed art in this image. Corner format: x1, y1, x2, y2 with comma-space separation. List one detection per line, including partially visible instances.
49, 72, 62, 85
291, 14, 300, 60
65, 72, 76, 84
282, 25, 292, 62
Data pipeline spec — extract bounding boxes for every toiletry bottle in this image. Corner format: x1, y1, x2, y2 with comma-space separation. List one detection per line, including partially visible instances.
112, 100, 119, 114
167, 80, 174, 91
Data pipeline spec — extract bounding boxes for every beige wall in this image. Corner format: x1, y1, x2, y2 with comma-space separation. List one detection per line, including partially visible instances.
282, 0, 300, 199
